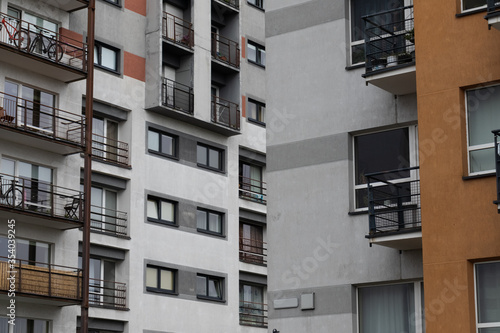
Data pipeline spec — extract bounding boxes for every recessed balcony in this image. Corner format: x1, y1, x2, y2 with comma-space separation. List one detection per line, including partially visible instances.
239, 301, 268, 328
212, 33, 240, 71
0, 12, 87, 83
0, 91, 85, 155
89, 278, 127, 309
212, 0, 239, 12
0, 258, 82, 306
239, 237, 267, 266
365, 167, 421, 250
92, 134, 129, 167
239, 175, 267, 204
362, 5, 416, 95
90, 205, 128, 238
486, 0, 500, 30
162, 77, 194, 115
162, 12, 193, 54
211, 95, 240, 131
39, 0, 88, 12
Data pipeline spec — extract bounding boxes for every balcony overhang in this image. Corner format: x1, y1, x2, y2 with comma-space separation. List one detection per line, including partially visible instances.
0, 46, 87, 83
364, 64, 416, 95
39, 0, 88, 12
486, 12, 500, 30
0, 205, 83, 230
366, 230, 422, 250
0, 292, 80, 307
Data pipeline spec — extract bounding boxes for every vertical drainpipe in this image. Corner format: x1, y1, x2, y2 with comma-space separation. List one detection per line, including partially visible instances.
82, 0, 95, 332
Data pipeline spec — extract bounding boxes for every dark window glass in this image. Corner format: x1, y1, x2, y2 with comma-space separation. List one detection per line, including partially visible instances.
197, 275, 223, 300
197, 144, 223, 171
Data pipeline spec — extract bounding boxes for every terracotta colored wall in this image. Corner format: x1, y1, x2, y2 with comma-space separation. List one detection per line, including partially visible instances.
123, 51, 145, 82
125, 0, 146, 16
415, 0, 500, 332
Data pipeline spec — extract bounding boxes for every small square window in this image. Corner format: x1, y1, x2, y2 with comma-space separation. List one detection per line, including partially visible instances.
148, 129, 177, 158
94, 41, 120, 73
247, 41, 266, 67
197, 274, 224, 301
247, 99, 265, 125
197, 208, 223, 235
146, 265, 176, 293
147, 197, 176, 225
248, 0, 264, 9
197, 144, 224, 172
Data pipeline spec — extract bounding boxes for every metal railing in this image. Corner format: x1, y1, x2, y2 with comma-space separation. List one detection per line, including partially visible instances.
239, 237, 267, 265
0, 173, 84, 224
0, 258, 82, 301
89, 278, 126, 309
162, 12, 193, 49
487, 0, 500, 13
90, 204, 128, 237
215, 0, 239, 10
162, 78, 194, 114
0, 12, 87, 72
366, 167, 421, 236
239, 176, 267, 204
0, 91, 85, 147
91, 133, 129, 167
363, 5, 415, 74
239, 301, 268, 327
211, 33, 240, 68
211, 95, 240, 130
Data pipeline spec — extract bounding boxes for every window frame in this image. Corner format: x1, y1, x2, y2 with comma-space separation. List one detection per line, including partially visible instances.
196, 208, 225, 236
147, 196, 177, 226
474, 261, 500, 332
147, 128, 178, 159
94, 41, 120, 74
461, 0, 486, 13
196, 274, 225, 301
0, 316, 50, 333
196, 143, 225, 172
247, 99, 266, 126
145, 265, 177, 295
247, 0, 264, 10
247, 41, 266, 67
100, 0, 122, 7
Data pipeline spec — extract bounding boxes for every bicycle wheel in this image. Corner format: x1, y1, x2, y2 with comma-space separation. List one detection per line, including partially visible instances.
13, 30, 30, 51
6, 188, 23, 208
48, 43, 63, 62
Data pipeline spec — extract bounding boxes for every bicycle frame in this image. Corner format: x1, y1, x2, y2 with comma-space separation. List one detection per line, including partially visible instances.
1, 16, 20, 41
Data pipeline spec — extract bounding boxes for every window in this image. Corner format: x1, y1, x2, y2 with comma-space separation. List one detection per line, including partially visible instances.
239, 223, 265, 264
197, 208, 223, 235
148, 129, 177, 158
197, 144, 224, 172
147, 196, 176, 225
0, 236, 51, 266
90, 186, 118, 233
0, 317, 50, 333
247, 99, 265, 125
466, 85, 500, 174
197, 274, 224, 300
93, 116, 120, 163
354, 127, 417, 209
247, 41, 266, 67
358, 282, 424, 333
78, 256, 117, 306
146, 265, 176, 293
239, 161, 264, 201
248, 0, 264, 9
349, 0, 405, 65
463, 0, 486, 11
94, 41, 119, 72
240, 283, 266, 326
475, 261, 500, 332
101, 0, 121, 5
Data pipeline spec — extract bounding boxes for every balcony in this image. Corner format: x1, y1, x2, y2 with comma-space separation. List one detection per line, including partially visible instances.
90, 205, 128, 238
239, 176, 267, 204
486, 0, 500, 30
212, 33, 240, 71
162, 12, 193, 53
213, 0, 239, 12
39, 0, 88, 12
0, 91, 84, 155
162, 78, 194, 115
0, 12, 87, 83
89, 278, 127, 309
211, 96, 240, 131
0, 173, 84, 229
239, 237, 267, 266
362, 5, 416, 95
0, 258, 82, 305
239, 301, 268, 328
365, 167, 421, 250
92, 134, 129, 167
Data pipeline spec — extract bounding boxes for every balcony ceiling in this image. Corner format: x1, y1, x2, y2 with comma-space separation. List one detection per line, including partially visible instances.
365, 65, 416, 96
367, 231, 422, 250
0, 208, 83, 230
39, 0, 87, 12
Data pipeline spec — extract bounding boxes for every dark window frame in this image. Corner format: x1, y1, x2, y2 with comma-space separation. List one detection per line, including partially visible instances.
148, 128, 179, 160
100, 0, 122, 7
147, 196, 177, 226
196, 208, 225, 237
247, 99, 266, 126
247, 0, 264, 10
94, 41, 120, 74
146, 265, 177, 295
197, 274, 225, 301
196, 143, 225, 172
247, 41, 266, 67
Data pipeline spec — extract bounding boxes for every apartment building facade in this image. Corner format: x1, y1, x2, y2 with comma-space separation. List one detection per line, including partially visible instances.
0, 0, 268, 332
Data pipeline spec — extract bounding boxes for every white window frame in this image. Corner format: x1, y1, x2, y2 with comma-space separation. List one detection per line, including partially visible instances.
474, 261, 500, 332
461, 0, 487, 13
356, 281, 424, 333
352, 125, 419, 211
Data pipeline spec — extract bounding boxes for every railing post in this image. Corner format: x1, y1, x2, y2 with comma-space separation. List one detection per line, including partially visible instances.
18, 260, 22, 293
48, 263, 52, 297
367, 178, 376, 234
492, 129, 500, 212
397, 185, 404, 230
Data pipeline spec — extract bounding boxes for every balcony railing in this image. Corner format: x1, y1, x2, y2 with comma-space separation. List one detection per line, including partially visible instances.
0, 173, 84, 224
89, 278, 126, 309
239, 237, 267, 265
91, 133, 129, 167
90, 204, 128, 237
211, 96, 240, 130
162, 12, 193, 49
162, 78, 194, 114
239, 176, 267, 204
0, 258, 82, 301
239, 301, 268, 327
211, 33, 240, 68
363, 5, 414, 74
0, 12, 87, 72
488, 0, 500, 13
366, 167, 421, 236
215, 0, 239, 10
0, 91, 85, 147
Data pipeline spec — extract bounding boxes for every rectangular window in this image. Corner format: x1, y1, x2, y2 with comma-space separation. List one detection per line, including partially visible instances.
0, 236, 51, 266
94, 41, 119, 72
239, 283, 265, 326
239, 223, 265, 265
239, 161, 264, 201
248, 0, 264, 9
147, 197, 176, 225
358, 282, 424, 333
197, 208, 223, 235
197, 274, 224, 300
475, 261, 500, 332
248, 99, 265, 125
90, 185, 118, 233
148, 129, 177, 158
466, 85, 500, 174
197, 144, 224, 172
92, 116, 121, 163
146, 265, 176, 293
247, 41, 266, 67
0, 317, 50, 333
463, 0, 486, 11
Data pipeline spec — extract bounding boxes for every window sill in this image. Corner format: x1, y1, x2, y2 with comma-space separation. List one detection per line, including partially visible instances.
197, 163, 225, 174
197, 228, 225, 238
248, 118, 266, 127
94, 64, 121, 76
146, 287, 178, 296
248, 60, 266, 69
348, 209, 368, 216
345, 63, 365, 71
462, 172, 495, 180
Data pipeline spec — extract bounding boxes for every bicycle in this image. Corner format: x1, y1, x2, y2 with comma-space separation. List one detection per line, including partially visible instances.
29, 29, 63, 62
0, 15, 30, 50
0, 175, 23, 208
